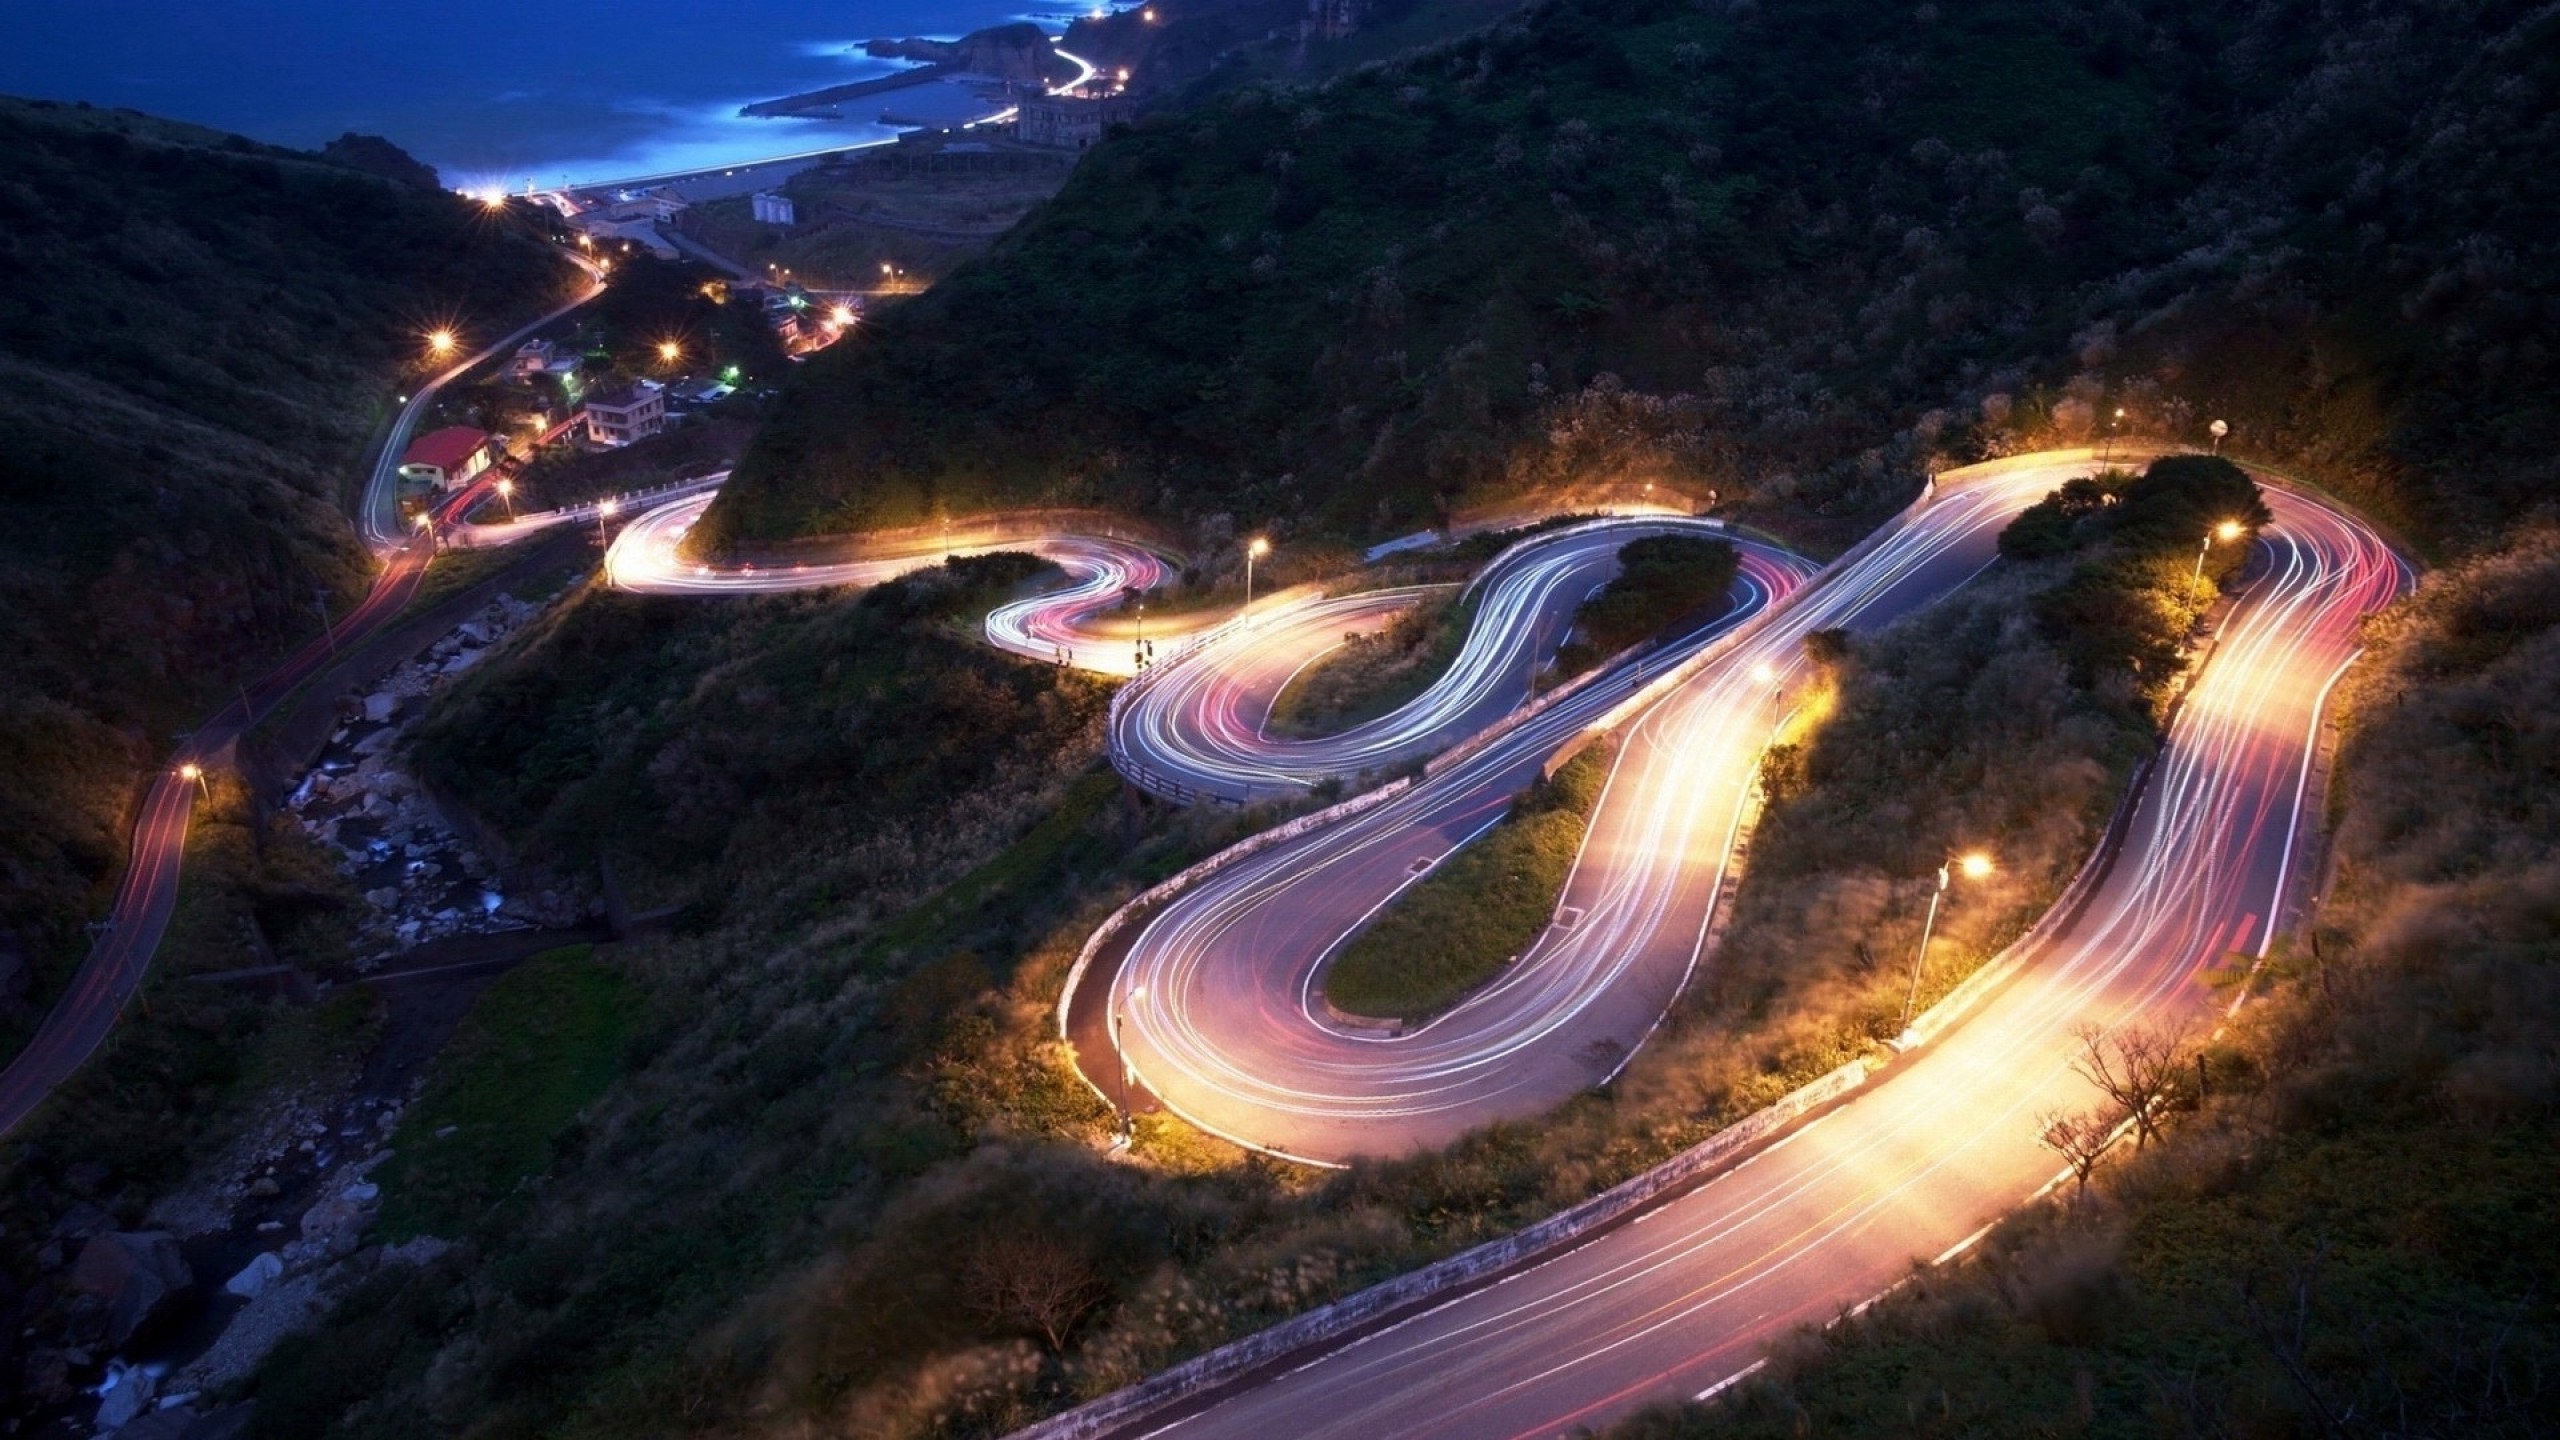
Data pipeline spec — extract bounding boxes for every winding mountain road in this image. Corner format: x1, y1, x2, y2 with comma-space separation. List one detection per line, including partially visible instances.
1049, 454, 2408, 1440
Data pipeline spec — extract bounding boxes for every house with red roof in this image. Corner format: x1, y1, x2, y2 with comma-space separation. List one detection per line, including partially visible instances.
398, 426, 498, 491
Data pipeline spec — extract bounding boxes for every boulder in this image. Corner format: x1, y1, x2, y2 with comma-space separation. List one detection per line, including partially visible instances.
362, 692, 398, 724
223, 1252, 283, 1300
69, 1232, 195, 1348
92, 1362, 156, 1430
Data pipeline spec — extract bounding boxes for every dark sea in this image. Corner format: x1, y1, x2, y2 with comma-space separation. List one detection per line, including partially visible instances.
1, 0, 1107, 187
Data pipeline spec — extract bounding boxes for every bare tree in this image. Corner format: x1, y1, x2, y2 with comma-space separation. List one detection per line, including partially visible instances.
962, 1232, 1108, 1352
2071, 1019, 2191, 1150
2038, 1105, 2120, 1200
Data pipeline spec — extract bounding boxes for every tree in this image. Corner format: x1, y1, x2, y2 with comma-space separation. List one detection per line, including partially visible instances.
2037, 1105, 2120, 1199
961, 1231, 1108, 1352
2070, 1019, 2190, 1151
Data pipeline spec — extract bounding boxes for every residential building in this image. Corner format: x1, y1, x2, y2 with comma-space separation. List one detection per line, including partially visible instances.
1015, 93, 1136, 150
397, 426, 498, 491
584, 382, 666, 446
751, 191, 797, 225
509, 339, 556, 379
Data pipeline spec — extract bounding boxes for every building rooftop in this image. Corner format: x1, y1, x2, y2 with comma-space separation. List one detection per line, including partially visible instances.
586, 382, 661, 412
401, 426, 491, 473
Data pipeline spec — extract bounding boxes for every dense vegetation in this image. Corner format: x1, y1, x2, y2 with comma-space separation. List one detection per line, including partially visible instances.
0, 96, 575, 1021
1552, 533, 1739, 676
1324, 737, 1614, 1018
702, 0, 2550, 562
1620, 529, 2560, 1440
408, 556, 1110, 919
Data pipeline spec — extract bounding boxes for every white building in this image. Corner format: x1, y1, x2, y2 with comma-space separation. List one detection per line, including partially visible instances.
584, 382, 666, 446
751, 191, 796, 225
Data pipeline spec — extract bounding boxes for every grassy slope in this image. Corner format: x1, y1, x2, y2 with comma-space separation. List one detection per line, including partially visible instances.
376, 946, 631, 1240
0, 96, 575, 1007
1326, 738, 1612, 1018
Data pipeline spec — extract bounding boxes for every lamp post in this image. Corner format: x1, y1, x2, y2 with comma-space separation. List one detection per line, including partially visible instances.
2100, 406, 2126, 466
2194, 519, 2244, 589
1134, 597, 1147, 671
178, 762, 208, 798
412, 510, 435, 551
2209, 418, 2229, 454
1110, 984, 1147, 1143
1245, 535, 1270, 611
595, 496, 619, 552
1900, 851, 1991, 1043
495, 477, 516, 521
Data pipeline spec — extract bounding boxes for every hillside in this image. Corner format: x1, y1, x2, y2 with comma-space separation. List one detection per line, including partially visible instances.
0, 97, 577, 1021
248, 0, 2560, 1434
699, 0, 2551, 561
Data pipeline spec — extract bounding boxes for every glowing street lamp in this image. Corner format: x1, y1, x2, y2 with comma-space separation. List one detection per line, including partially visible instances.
412, 511, 434, 549
595, 496, 619, 550
177, 762, 208, 798
1899, 850, 1992, 1043
495, 477, 516, 520
2194, 519, 2246, 588
2209, 418, 2229, 454
1245, 535, 1271, 610
829, 304, 856, 328
656, 339, 681, 366
426, 328, 457, 358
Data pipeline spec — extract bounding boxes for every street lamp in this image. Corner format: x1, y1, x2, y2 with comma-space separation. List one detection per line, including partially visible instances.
412, 511, 435, 549
426, 328, 457, 358
1899, 851, 1991, 1043
1245, 535, 1270, 610
495, 477, 516, 520
595, 496, 619, 550
656, 339, 681, 366
829, 304, 855, 328
177, 762, 208, 798
2194, 519, 2246, 588
2100, 406, 2126, 465
2209, 418, 2229, 454
1110, 984, 1148, 1142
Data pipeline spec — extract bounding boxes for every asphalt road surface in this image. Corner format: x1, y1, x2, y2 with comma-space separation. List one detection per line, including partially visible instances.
1074, 456, 2408, 1439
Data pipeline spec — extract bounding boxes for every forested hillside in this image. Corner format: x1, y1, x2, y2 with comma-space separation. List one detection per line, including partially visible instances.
702, 0, 2553, 562
0, 97, 576, 1025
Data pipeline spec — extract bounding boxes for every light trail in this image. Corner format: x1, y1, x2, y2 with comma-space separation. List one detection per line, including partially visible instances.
1110, 518, 1783, 802
1042, 454, 2411, 1440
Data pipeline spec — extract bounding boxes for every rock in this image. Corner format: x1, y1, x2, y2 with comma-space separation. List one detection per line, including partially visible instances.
364, 889, 399, 910
93, 1362, 156, 1430
223, 1252, 283, 1300
117, 1405, 199, 1440
457, 620, 493, 645
246, 1175, 281, 1199
352, 727, 399, 757
68, 1232, 195, 1348
21, 1347, 72, 1406
363, 692, 398, 724
297, 1189, 375, 1261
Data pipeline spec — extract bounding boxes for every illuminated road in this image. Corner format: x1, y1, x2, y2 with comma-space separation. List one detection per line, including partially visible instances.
0, 268, 601, 1139
1070, 456, 2409, 1439
1111, 518, 1780, 804
603, 491, 1186, 674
